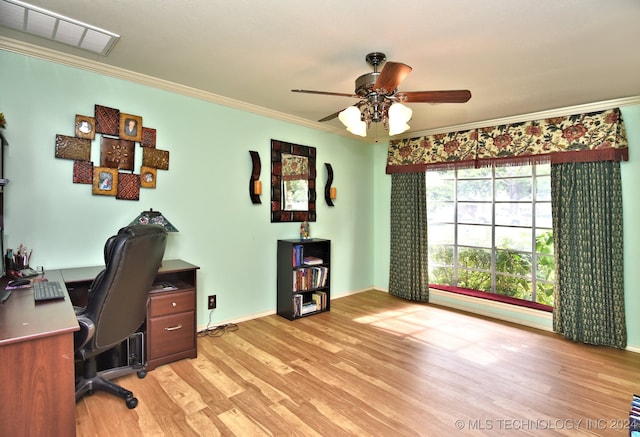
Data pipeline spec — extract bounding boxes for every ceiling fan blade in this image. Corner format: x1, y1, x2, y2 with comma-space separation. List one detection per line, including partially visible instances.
396, 90, 472, 103
292, 89, 359, 98
374, 62, 412, 94
318, 110, 343, 122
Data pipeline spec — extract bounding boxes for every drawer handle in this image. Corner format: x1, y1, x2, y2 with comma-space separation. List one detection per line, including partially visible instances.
164, 324, 183, 331
172, 302, 177, 307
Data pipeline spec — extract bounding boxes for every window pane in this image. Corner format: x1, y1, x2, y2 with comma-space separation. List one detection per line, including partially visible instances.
496, 250, 532, 276
428, 201, 454, 223
495, 178, 532, 201
496, 274, 533, 300
536, 282, 554, 306
458, 247, 491, 270
429, 245, 454, 266
535, 230, 554, 255
495, 226, 531, 251
458, 179, 492, 201
430, 266, 455, 285
426, 163, 554, 308
535, 203, 552, 228
496, 203, 532, 226
428, 224, 454, 244
458, 167, 491, 178
536, 255, 555, 281
536, 175, 551, 201
458, 267, 491, 291
458, 224, 491, 247
536, 163, 551, 176
495, 166, 531, 177
458, 202, 492, 224
426, 176, 454, 202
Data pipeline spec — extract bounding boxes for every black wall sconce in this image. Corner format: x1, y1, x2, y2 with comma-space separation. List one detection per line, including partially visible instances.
324, 163, 336, 207
249, 150, 261, 204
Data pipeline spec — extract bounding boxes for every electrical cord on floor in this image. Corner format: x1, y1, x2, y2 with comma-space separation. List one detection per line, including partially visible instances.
197, 309, 239, 337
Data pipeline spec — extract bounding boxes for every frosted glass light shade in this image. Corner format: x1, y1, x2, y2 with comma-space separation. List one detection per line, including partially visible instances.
388, 103, 412, 136
338, 106, 367, 137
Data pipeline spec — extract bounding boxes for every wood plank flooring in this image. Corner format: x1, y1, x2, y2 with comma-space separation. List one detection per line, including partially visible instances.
75, 290, 640, 436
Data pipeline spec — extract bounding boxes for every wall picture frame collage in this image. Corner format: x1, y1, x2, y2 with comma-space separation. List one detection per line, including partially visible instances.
55, 104, 170, 200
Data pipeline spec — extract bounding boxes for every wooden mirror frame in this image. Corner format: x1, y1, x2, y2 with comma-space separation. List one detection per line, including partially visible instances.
271, 139, 316, 222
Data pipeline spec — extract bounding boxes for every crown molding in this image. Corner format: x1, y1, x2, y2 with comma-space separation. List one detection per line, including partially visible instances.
0, 36, 347, 136
3, 36, 639, 145
401, 95, 640, 140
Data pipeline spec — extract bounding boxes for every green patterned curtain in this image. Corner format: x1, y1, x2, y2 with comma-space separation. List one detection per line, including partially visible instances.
551, 161, 626, 349
389, 173, 429, 302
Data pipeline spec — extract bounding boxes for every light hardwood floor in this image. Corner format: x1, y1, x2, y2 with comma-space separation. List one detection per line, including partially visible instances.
76, 290, 640, 436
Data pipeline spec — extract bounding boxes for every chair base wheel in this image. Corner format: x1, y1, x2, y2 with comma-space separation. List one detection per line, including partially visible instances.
126, 397, 138, 409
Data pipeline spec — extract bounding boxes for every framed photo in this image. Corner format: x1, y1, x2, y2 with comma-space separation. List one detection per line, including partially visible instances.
140, 166, 157, 188
92, 167, 118, 196
75, 115, 95, 140
119, 113, 142, 142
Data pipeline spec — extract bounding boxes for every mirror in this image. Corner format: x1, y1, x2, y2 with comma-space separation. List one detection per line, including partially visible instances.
271, 139, 316, 222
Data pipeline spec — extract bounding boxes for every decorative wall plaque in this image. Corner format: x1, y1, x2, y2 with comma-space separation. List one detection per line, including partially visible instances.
55, 135, 91, 161
100, 137, 135, 171
73, 160, 94, 184
116, 173, 140, 200
141, 127, 156, 148
94, 105, 120, 135
57, 104, 172, 201
142, 148, 169, 170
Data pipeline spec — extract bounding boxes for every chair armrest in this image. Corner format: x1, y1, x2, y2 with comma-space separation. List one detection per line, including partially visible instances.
74, 314, 96, 358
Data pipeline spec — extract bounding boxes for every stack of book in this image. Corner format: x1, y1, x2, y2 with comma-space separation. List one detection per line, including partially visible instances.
291, 291, 327, 317
292, 266, 328, 291
631, 394, 640, 436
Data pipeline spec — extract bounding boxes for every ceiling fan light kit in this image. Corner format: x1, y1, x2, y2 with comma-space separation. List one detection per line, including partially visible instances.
292, 51, 471, 138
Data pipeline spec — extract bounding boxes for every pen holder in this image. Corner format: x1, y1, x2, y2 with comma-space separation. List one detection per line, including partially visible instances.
5, 254, 14, 271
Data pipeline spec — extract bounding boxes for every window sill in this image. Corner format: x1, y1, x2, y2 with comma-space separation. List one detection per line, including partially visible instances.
429, 284, 553, 313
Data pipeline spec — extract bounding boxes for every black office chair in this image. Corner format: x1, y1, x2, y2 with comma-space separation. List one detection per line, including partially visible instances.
74, 225, 167, 409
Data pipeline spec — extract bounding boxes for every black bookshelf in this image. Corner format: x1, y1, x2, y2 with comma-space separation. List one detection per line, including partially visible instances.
277, 238, 330, 320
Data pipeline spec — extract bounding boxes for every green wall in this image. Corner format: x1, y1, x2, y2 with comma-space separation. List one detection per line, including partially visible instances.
372, 106, 640, 351
0, 50, 375, 328
3, 48, 638, 351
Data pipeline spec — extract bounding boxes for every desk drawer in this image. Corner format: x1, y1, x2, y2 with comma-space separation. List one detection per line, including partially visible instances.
148, 311, 195, 359
149, 289, 195, 317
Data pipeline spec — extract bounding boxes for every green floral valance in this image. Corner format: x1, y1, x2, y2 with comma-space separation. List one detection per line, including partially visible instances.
386, 108, 628, 173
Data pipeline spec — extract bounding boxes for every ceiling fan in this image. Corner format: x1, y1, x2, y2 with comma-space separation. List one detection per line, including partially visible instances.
292, 52, 471, 137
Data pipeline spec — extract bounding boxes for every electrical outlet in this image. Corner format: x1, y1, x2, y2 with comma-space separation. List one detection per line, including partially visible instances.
208, 294, 216, 310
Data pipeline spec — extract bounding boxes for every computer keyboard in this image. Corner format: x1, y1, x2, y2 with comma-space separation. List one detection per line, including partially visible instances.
33, 281, 65, 302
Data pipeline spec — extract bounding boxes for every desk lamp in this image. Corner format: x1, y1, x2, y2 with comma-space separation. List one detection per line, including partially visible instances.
129, 209, 178, 232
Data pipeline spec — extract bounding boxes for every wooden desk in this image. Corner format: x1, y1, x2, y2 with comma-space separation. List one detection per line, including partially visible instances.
0, 259, 199, 436
0, 270, 79, 436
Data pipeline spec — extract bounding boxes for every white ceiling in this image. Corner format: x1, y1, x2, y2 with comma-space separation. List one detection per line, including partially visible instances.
2, 0, 640, 142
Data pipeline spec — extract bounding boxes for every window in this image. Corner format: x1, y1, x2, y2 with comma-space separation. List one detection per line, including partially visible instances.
426, 163, 554, 308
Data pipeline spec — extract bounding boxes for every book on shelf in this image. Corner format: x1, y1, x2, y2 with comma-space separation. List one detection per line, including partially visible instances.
300, 301, 318, 315
292, 244, 304, 267
303, 256, 323, 265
